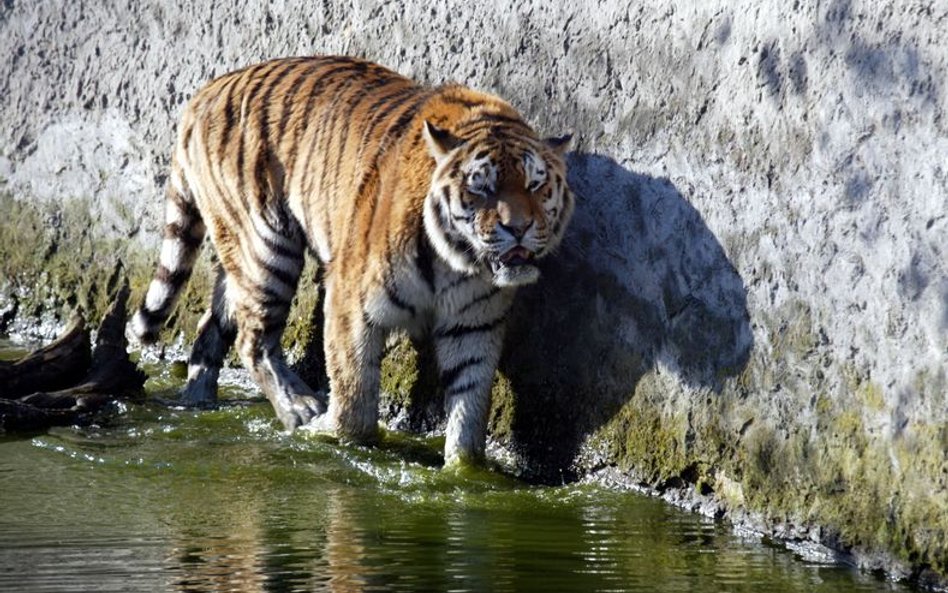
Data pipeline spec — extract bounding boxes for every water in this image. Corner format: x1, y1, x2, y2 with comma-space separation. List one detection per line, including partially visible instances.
0, 358, 914, 592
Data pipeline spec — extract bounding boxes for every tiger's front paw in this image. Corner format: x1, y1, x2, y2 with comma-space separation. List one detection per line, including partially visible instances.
276, 392, 329, 431
178, 368, 220, 409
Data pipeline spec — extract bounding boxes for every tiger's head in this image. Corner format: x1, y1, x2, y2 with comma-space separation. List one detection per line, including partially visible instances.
422, 118, 573, 288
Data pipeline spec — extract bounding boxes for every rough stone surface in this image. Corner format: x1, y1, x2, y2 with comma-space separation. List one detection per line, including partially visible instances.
1, 0, 946, 586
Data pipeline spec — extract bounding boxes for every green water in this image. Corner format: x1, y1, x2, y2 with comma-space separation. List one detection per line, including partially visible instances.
0, 362, 913, 592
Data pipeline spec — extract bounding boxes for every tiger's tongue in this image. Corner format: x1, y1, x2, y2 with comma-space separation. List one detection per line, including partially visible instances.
500, 246, 533, 264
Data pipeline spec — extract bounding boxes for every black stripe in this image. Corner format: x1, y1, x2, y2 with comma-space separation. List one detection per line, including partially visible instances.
552, 211, 566, 240
235, 61, 286, 200
439, 94, 484, 110
434, 312, 507, 339
217, 73, 245, 162
253, 62, 301, 204
355, 85, 420, 152
259, 284, 293, 307
416, 233, 436, 294
320, 64, 384, 208
384, 95, 429, 141
435, 199, 475, 265
257, 230, 302, 260
144, 301, 173, 320
261, 302, 292, 326
444, 378, 485, 398
278, 62, 323, 135
444, 232, 475, 266
167, 176, 197, 212
352, 90, 434, 249
352, 88, 429, 200
384, 282, 416, 316
326, 75, 402, 200
356, 174, 381, 250
443, 274, 474, 292
457, 287, 500, 315
456, 112, 531, 134
201, 104, 254, 238
188, 350, 217, 369
253, 253, 299, 290
236, 126, 246, 195
406, 127, 427, 152
155, 265, 190, 288
296, 64, 363, 235
439, 355, 486, 391
215, 313, 238, 340
317, 55, 359, 66
182, 124, 194, 152
164, 222, 203, 250
222, 77, 238, 131
253, 208, 302, 259
268, 265, 299, 291
138, 307, 166, 326
211, 160, 253, 241
350, 86, 419, 194
314, 66, 372, 245
297, 63, 371, 149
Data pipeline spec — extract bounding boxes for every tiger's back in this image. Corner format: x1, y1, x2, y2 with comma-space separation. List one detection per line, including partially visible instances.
180, 57, 418, 262
130, 56, 574, 465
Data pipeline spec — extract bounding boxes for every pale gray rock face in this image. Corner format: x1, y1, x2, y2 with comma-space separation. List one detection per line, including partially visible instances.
1, 0, 945, 583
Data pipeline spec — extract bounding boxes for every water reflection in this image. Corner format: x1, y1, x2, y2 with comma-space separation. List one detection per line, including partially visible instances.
0, 403, 914, 593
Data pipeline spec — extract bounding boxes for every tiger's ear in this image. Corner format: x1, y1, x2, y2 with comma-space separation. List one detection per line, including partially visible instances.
544, 133, 572, 156
423, 120, 463, 163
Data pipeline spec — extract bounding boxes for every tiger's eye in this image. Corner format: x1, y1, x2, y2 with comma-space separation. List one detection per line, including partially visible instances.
466, 174, 494, 198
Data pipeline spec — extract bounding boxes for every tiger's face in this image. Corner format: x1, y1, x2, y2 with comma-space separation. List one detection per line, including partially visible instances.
423, 121, 573, 287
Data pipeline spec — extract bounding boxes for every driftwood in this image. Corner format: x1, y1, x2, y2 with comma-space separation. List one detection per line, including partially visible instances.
0, 315, 92, 398
0, 281, 146, 432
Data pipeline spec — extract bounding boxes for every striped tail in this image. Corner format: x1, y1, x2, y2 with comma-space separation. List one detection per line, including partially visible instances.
128, 170, 206, 345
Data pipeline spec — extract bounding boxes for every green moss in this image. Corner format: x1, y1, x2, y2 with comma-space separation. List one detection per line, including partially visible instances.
594, 380, 689, 484
281, 259, 322, 353
487, 372, 517, 442
0, 192, 213, 342
380, 333, 421, 406
771, 300, 817, 358
578, 357, 948, 581
377, 333, 442, 431
840, 365, 886, 413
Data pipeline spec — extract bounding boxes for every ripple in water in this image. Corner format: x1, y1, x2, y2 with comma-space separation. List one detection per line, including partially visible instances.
0, 376, 916, 592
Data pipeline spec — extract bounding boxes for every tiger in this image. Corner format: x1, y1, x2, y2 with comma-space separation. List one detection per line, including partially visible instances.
128, 55, 574, 465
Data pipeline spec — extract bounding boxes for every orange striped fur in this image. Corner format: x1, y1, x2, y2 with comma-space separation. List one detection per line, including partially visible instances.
129, 56, 573, 464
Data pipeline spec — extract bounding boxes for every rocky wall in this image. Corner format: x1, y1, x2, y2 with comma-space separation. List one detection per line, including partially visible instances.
1, 0, 945, 585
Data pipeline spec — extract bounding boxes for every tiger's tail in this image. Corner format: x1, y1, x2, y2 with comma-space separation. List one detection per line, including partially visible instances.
128, 163, 206, 345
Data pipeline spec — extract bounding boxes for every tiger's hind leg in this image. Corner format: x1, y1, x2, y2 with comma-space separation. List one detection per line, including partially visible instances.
180, 264, 237, 407
226, 211, 327, 430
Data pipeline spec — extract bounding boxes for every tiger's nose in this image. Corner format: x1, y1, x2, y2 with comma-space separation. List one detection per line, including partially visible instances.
498, 219, 533, 240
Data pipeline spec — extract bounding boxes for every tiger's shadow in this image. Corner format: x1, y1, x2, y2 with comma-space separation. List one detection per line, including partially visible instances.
497, 152, 753, 482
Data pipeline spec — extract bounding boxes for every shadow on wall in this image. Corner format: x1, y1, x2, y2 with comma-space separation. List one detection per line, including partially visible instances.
499, 152, 753, 482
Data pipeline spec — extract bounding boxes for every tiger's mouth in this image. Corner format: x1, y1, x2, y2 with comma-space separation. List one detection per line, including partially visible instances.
488, 246, 540, 287
493, 246, 534, 268
489, 245, 540, 287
